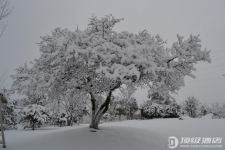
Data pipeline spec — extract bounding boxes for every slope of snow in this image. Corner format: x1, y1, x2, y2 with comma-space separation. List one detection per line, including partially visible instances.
201, 113, 214, 119
4, 119, 225, 150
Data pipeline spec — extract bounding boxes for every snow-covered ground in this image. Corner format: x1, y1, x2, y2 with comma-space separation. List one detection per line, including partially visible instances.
3, 118, 225, 150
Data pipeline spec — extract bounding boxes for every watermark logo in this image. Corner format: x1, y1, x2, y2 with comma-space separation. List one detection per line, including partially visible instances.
168, 136, 179, 149
168, 136, 223, 148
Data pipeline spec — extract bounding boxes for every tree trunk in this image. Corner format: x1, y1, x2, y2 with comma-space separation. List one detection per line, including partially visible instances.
67, 118, 71, 126
70, 115, 73, 126
89, 92, 96, 128
92, 110, 104, 129
130, 112, 133, 120
90, 91, 113, 129
89, 82, 121, 129
127, 113, 131, 120
32, 121, 35, 130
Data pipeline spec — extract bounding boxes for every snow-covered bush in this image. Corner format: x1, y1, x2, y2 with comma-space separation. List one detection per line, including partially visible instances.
51, 112, 68, 127
142, 91, 181, 119
102, 113, 111, 122
19, 104, 51, 130
142, 100, 180, 119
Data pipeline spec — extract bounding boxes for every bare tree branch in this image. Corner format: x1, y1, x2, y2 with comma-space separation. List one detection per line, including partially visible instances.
0, 0, 12, 38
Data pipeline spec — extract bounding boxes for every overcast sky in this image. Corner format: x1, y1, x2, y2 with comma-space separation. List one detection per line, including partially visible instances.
1, 0, 225, 105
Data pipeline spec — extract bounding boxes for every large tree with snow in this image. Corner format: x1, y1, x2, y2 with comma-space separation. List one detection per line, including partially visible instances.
11, 15, 210, 129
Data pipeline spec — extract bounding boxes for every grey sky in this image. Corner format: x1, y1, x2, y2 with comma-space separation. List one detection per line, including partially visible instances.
1, 0, 225, 104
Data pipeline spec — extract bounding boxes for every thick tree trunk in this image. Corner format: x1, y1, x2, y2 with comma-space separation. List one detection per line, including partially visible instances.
89, 92, 96, 128
91, 109, 104, 129
89, 82, 121, 129
90, 91, 113, 129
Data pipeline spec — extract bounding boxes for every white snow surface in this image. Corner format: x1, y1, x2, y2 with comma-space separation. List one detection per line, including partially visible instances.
200, 113, 214, 119
4, 119, 225, 150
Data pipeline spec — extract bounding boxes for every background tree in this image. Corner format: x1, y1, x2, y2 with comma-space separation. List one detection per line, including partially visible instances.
2, 100, 18, 130
61, 90, 89, 126
117, 85, 137, 120
182, 96, 200, 118
115, 102, 126, 121
0, 88, 19, 130
197, 103, 209, 117
106, 95, 118, 121
210, 103, 225, 119
125, 98, 139, 120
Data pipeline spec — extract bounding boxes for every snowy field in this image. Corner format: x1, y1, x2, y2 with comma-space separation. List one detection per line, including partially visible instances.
4, 118, 225, 150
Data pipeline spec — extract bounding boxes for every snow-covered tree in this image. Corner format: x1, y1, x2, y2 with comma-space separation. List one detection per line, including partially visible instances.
19, 104, 51, 130
125, 98, 139, 120
11, 15, 211, 129
105, 95, 118, 121
117, 85, 138, 120
182, 96, 200, 118
118, 85, 136, 102
210, 104, 225, 119
61, 89, 89, 126
2, 101, 18, 130
196, 103, 209, 117
0, 89, 19, 130
115, 103, 126, 121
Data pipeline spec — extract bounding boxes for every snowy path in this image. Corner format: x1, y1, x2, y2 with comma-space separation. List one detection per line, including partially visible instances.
3, 119, 225, 150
